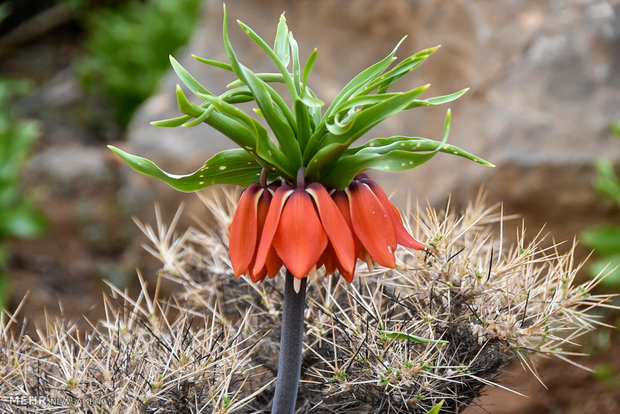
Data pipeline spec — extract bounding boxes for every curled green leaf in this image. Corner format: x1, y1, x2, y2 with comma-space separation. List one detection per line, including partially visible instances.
151, 114, 192, 128
108, 146, 263, 191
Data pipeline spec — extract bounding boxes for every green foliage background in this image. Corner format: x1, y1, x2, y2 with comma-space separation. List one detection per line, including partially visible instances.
582, 122, 620, 287
0, 80, 47, 307
77, 0, 203, 127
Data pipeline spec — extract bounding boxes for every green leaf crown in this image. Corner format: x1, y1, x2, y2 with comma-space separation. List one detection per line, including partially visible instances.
109, 6, 493, 192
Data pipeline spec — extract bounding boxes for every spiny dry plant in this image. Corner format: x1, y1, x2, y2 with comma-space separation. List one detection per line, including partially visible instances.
0, 190, 616, 413
0, 273, 271, 413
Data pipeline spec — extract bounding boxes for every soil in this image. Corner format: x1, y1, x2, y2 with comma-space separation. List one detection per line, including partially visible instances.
2, 10, 620, 414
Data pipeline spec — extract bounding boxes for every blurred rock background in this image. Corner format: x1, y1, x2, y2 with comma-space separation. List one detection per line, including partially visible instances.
128, 0, 620, 244
1, 0, 619, 412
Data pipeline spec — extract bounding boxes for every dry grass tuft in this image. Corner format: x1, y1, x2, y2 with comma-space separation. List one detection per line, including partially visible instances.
0, 189, 616, 413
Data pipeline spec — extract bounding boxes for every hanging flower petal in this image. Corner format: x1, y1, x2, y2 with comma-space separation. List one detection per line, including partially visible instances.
363, 178, 426, 250
332, 190, 362, 257
346, 181, 396, 268
250, 267, 268, 283
319, 245, 337, 276
249, 189, 283, 282
253, 185, 294, 275
229, 184, 262, 277
306, 183, 356, 275
273, 188, 328, 279
265, 247, 283, 278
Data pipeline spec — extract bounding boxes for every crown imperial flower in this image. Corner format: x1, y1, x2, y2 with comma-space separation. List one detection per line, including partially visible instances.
109, 7, 493, 284
107, 7, 495, 411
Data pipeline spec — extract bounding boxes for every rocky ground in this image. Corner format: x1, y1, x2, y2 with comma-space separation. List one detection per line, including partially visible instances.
2, 1, 620, 413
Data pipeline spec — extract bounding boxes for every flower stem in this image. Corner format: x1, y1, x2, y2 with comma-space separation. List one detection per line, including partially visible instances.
272, 270, 307, 414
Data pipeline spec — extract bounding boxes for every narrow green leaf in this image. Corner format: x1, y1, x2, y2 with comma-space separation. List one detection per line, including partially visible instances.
436, 142, 494, 166
366, 46, 440, 93
305, 84, 424, 162
381, 330, 449, 344
227, 73, 285, 88
299, 94, 324, 108
333, 84, 428, 115
229, 75, 298, 130
237, 66, 302, 168
199, 110, 257, 151
167, 86, 260, 154
406, 88, 469, 109
274, 13, 290, 68
294, 97, 311, 152
288, 31, 301, 95
151, 115, 192, 128
108, 146, 263, 190
321, 149, 436, 189
305, 142, 348, 181
192, 54, 233, 71
302, 48, 317, 97
175, 85, 203, 117
426, 401, 444, 414
304, 87, 323, 127
222, 8, 301, 171
237, 19, 297, 99
196, 92, 294, 175
218, 87, 255, 104
345, 136, 441, 156
169, 55, 211, 96
323, 37, 405, 119
329, 87, 433, 148
322, 112, 492, 188
197, 92, 261, 131
182, 105, 215, 127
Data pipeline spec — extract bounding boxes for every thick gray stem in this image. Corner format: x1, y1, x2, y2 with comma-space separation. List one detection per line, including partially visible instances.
271, 271, 307, 414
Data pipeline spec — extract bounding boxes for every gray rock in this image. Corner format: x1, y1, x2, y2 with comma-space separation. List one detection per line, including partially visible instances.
125, 0, 620, 243
26, 145, 112, 193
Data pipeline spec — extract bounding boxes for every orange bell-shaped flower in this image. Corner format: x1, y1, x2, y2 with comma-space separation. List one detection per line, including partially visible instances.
253, 181, 355, 280
328, 174, 426, 278
230, 172, 424, 284
228, 183, 282, 282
